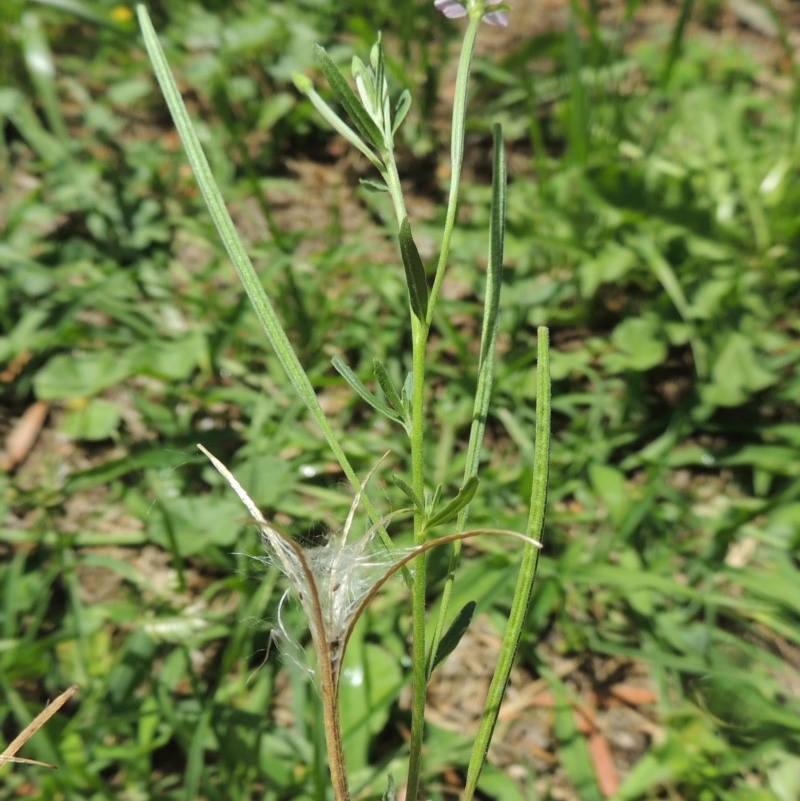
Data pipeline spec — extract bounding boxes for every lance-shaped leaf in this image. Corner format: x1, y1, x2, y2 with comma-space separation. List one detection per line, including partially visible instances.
371, 35, 384, 88
360, 178, 389, 193
351, 40, 390, 134
425, 476, 479, 531
294, 72, 382, 170
314, 44, 386, 156
393, 475, 425, 514
398, 217, 429, 321
351, 55, 377, 111
373, 360, 407, 423
392, 89, 412, 135
430, 601, 476, 672
332, 356, 404, 425
401, 371, 413, 420
429, 483, 442, 514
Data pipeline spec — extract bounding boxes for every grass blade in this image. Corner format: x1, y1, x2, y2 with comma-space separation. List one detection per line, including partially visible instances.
661, 0, 696, 89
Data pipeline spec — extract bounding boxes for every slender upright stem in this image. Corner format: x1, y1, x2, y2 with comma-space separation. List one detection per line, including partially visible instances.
426, 16, 480, 327
405, 314, 429, 801
319, 662, 350, 801
383, 158, 408, 227
397, 19, 481, 800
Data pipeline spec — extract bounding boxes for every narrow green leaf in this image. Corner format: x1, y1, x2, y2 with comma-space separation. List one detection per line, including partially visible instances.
373, 360, 406, 419
392, 476, 424, 514
136, 7, 391, 553
429, 483, 442, 514
392, 89, 412, 135
371, 34, 383, 76
351, 55, 370, 88
351, 55, 377, 116
382, 774, 397, 801
359, 178, 389, 193
20, 11, 67, 142
401, 371, 413, 419
294, 72, 382, 169
314, 44, 386, 154
462, 327, 550, 801
431, 601, 476, 672
425, 477, 480, 531
374, 38, 388, 128
331, 356, 403, 424
632, 235, 706, 377
398, 217, 429, 321
6, 91, 67, 164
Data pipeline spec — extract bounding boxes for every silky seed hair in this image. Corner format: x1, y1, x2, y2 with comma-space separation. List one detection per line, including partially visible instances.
198, 445, 410, 681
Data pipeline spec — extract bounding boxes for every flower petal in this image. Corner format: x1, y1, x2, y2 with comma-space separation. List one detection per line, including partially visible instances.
483, 10, 509, 26
434, 0, 468, 19
483, 0, 509, 26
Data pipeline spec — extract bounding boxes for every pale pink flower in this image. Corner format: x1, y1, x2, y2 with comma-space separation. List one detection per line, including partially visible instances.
434, 0, 509, 27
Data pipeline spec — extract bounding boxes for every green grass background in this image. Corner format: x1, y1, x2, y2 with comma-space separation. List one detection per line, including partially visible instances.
2, 0, 800, 799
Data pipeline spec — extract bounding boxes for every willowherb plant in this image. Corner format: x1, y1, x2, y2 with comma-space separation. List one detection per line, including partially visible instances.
137, 0, 550, 799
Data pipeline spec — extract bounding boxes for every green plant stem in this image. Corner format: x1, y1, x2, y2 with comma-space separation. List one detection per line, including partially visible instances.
405, 314, 429, 801
383, 156, 408, 227
426, 15, 480, 327
400, 20, 480, 799
378, 101, 430, 801
369, 73, 430, 801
